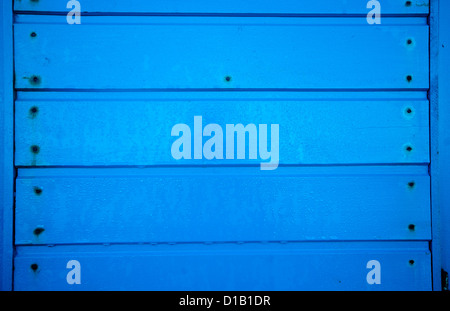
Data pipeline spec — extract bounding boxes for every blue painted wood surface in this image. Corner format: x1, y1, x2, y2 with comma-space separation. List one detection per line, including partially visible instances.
13, 0, 430, 15
9, 1, 438, 291
13, 242, 432, 291
437, 0, 450, 285
14, 94, 430, 166
14, 16, 429, 89
15, 166, 431, 244
0, 0, 14, 291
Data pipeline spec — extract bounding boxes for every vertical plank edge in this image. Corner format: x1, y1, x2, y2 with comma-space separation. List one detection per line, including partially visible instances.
430, 0, 442, 291
0, 0, 14, 291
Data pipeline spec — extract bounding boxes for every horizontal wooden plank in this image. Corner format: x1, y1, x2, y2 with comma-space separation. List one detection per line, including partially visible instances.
15, 90, 430, 101
14, 97, 430, 166
14, 18, 429, 89
14, 0, 430, 15
15, 167, 431, 244
16, 165, 430, 177
14, 242, 432, 290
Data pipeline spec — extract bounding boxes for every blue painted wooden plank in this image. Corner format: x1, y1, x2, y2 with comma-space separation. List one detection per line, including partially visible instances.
0, 0, 14, 291
436, 0, 449, 290
15, 90, 430, 101
13, 0, 430, 15
16, 165, 430, 177
14, 18, 429, 89
13, 242, 432, 291
15, 167, 431, 244
14, 98, 430, 166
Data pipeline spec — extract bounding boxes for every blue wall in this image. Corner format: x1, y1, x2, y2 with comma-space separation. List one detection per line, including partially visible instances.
439, 0, 450, 282
1, 0, 448, 291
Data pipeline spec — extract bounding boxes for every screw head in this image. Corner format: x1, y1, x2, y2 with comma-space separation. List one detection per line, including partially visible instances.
31, 145, 40, 154
29, 75, 41, 86
33, 227, 45, 236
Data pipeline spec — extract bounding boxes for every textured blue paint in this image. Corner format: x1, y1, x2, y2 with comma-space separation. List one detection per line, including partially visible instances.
14, 95, 430, 166
429, 0, 442, 291
14, 16, 429, 90
438, 0, 450, 283
5, 1, 443, 291
15, 167, 431, 244
13, 0, 430, 15
0, 0, 13, 291
14, 242, 432, 291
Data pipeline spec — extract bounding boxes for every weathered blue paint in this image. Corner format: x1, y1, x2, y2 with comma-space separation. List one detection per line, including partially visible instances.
13, 0, 430, 15
0, 0, 14, 291
429, 0, 442, 291
14, 242, 432, 291
437, 0, 450, 288
14, 94, 430, 166
14, 16, 429, 90
1, 0, 447, 291
15, 166, 431, 244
